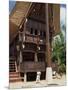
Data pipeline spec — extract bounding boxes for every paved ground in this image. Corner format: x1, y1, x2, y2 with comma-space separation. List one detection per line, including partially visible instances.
9, 75, 66, 89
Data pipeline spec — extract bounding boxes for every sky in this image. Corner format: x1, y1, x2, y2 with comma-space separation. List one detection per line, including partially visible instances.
9, 1, 16, 14
60, 5, 66, 25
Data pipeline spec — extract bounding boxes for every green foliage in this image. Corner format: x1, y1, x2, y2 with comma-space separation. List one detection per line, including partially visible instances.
58, 63, 66, 73
52, 32, 66, 73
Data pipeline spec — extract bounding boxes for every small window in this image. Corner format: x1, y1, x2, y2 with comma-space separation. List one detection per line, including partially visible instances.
30, 28, 33, 34
43, 31, 46, 36
40, 31, 46, 37
40, 31, 42, 36
35, 29, 37, 35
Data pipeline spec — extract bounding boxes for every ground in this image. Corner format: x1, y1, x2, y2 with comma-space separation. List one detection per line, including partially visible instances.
9, 74, 66, 89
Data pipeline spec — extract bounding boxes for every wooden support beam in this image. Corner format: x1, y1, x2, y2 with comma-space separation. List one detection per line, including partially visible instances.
28, 17, 45, 24
23, 19, 27, 42
35, 52, 38, 62
45, 4, 51, 67
45, 3, 52, 83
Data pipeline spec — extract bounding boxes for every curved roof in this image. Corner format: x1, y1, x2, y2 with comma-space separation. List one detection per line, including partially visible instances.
9, 2, 32, 43
9, 2, 60, 44
10, 2, 32, 26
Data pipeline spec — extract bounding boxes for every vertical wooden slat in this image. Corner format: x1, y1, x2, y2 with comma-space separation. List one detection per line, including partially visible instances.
53, 4, 60, 35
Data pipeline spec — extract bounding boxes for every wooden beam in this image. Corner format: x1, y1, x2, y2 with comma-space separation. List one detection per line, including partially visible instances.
45, 4, 51, 67
28, 17, 45, 24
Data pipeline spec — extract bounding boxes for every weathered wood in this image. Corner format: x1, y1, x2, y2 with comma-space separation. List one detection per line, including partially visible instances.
35, 52, 38, 62
20, 62, 46, 72
45, 4, 51, 67
24, 34, 45, 45
10, 3, 60, 44
10, 2, 32, 44
25, 34, 38, 44
53, 4, 60, 35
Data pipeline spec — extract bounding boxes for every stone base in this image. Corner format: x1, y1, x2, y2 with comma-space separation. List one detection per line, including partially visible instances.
24, 73, 27, 82
46, 67, 53, 84
36, 72, 41, 83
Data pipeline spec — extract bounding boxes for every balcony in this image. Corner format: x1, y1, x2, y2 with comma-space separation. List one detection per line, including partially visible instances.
25, 34, 45, 45
18, 32, 46, 45
25, 34, 38, 44
20, 61, 46, 72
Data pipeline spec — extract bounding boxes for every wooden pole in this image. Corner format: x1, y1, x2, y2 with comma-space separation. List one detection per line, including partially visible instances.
45, 3, 51, 67
35, 52, 38, 62
23, 19, 27, 42
45, 3, 52, 83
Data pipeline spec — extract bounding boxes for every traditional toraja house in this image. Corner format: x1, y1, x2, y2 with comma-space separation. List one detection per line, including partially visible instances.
9, 1, 60, 83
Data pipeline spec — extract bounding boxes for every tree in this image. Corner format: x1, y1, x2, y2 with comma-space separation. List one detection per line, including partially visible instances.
52, 32, 66, 73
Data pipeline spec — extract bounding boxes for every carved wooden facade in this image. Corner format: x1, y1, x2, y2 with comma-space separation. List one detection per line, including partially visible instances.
9, 2, 60, 81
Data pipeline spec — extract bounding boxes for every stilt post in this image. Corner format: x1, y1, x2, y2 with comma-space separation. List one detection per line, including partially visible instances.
45, 3, 52, 84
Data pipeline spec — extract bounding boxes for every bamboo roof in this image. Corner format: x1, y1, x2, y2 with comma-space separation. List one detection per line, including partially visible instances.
10, 2, 32, 26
